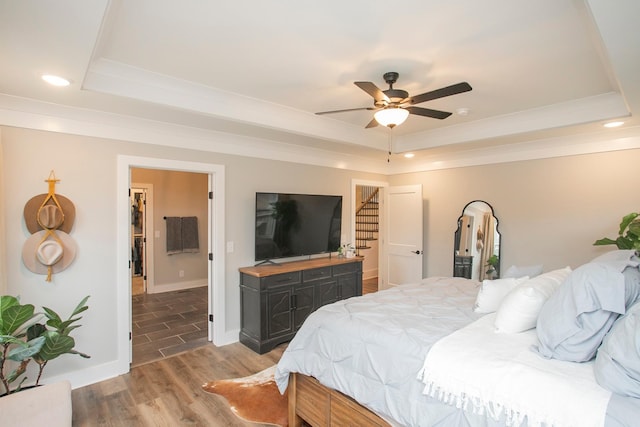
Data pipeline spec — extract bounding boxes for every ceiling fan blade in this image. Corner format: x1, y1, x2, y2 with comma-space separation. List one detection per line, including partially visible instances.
406, 106, 452, 120
316, 107, 376, 115
403, 82, 472, 105
354, 81, 390, 103
365, 118, 379, 128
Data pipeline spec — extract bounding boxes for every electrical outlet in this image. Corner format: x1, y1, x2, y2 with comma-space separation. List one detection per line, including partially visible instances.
226, 241, 234, 253
179, 270, 184, 278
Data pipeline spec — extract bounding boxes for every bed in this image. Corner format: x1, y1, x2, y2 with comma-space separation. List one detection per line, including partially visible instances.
274, 251, 640, 427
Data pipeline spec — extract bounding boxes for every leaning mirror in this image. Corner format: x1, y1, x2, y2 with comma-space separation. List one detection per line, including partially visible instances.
453, 200, 501, 280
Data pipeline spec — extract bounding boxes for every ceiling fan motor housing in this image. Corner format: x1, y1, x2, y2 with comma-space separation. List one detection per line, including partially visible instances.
379, 72, 408, 106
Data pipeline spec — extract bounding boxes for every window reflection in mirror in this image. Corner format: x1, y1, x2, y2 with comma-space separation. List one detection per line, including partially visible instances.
454, 201, 501, 281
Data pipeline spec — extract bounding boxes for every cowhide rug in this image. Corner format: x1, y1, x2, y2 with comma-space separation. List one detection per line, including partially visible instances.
202, 365, 288, 427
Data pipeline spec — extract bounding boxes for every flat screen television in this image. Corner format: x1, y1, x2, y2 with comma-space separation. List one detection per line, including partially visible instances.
255, 192, 342, 262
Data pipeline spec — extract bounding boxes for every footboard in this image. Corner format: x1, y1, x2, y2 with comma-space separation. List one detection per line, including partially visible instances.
288, 373, 390, 427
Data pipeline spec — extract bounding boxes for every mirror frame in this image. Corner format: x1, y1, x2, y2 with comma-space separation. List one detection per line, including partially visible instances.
453, 200, 501, 280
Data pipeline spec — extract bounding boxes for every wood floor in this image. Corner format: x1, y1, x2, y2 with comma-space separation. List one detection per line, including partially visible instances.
72, 342, 287, 426
362, 276, 378, 294
73, 278, 379, 425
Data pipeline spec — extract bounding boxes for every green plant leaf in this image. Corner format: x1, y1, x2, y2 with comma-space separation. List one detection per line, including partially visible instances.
616, 236, 634, 250
70, 296, 90, 317
69, 349, 91, 359
619, 213, 639, 236
36, 331, 75, 361
0, 302, 36, 336
0, 295, 20, 333
628, 220, 640, 238
42, 306, 62, 327
593, 237, 617, 246
26, 323, 47, 341
43, 295, 89, 335
6, 360, 29, 384
0, 334, 27, 345
7, 336, 45, 362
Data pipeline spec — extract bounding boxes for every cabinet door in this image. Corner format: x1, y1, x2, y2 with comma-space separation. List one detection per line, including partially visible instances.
339, 274, 359, 299
316, 279, 339, 307
266, 287, 293, 339
293, 284, 315, 330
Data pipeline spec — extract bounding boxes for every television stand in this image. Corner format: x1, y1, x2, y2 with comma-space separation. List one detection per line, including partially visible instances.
239, 256, 363, 353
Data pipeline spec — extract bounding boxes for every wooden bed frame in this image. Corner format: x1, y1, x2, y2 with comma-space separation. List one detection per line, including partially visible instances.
288, 373, 391, 427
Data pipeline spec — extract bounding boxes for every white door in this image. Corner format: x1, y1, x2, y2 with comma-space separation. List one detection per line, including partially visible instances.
383, 185, 423, 289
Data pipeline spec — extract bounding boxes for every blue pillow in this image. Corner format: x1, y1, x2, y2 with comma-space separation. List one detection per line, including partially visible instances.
595, 301, 640, 398
535, 262, 626, 362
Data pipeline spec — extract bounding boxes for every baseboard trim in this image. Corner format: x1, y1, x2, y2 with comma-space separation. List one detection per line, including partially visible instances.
147, 279, 207, 294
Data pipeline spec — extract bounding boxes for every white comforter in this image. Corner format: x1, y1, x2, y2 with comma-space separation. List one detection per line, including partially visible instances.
419, 313, 611, 427
275, 277, 483, 427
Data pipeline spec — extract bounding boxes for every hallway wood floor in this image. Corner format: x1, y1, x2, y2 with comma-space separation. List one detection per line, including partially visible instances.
362, 276, 378, 294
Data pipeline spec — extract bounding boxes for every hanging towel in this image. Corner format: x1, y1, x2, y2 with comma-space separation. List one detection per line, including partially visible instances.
181, 216, 200, 253
166, 216, 182, 254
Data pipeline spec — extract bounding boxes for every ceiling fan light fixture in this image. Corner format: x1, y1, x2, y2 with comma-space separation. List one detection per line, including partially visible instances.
374, 108, 409, 128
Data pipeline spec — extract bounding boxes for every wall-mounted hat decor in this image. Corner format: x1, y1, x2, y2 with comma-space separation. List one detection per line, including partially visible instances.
22, 171, 77, 281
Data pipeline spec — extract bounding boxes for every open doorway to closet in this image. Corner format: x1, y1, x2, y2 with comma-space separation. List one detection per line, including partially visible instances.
130, 168, 209, 366
131, 185, 150, 295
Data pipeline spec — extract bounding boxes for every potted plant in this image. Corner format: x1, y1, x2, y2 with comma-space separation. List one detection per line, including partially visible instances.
593, 212, 640, 254
0, 295, 90, 395
485, 254, 499, 279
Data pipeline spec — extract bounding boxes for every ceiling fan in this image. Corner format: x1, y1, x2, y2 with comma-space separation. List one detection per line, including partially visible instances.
316, 72, 472, 129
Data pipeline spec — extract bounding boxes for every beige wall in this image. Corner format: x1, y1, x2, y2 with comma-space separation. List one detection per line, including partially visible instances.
0, 125, 384, 386
131, 168, 208, 290
389, 149, 640, 277
0, 128, 5, 294
2, 123, 637, 388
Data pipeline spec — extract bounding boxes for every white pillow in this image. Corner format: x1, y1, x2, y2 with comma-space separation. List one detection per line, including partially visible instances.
502, 264, 544, 279
474, 276, 530, 314
494, 267, 572, 333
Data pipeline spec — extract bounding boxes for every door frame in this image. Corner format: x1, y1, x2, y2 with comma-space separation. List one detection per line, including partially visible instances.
351, 179, 388, 288
116, 155, 226, 372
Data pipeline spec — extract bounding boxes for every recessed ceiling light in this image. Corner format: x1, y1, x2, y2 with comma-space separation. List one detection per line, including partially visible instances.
42, 74, 70, 87
456, 108, 470, 116
604, 121, 624, 128
404, 153, 415, 158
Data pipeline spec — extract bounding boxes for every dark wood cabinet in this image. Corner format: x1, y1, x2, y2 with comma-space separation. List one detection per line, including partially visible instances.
239, 257, 363, 354
454, 255, 473, 279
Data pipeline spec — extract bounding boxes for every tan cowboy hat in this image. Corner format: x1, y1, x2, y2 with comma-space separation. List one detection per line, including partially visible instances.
22, 230, 77, 275
24, 193, 76, 234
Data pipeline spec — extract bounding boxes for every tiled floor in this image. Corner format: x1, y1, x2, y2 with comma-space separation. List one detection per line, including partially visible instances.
131, 279, 375, 367
131, 286, 209, 366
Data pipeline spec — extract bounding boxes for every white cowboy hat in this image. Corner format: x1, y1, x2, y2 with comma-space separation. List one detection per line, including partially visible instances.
22, 230, 76, 275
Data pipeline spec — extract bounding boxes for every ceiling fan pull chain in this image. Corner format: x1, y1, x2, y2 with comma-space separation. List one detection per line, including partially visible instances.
387, 128, 392, 163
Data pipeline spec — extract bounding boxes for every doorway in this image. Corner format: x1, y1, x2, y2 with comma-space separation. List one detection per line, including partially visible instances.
116, 155, 227, 374
352, 179, 387, 292
129, 171, 209, 365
